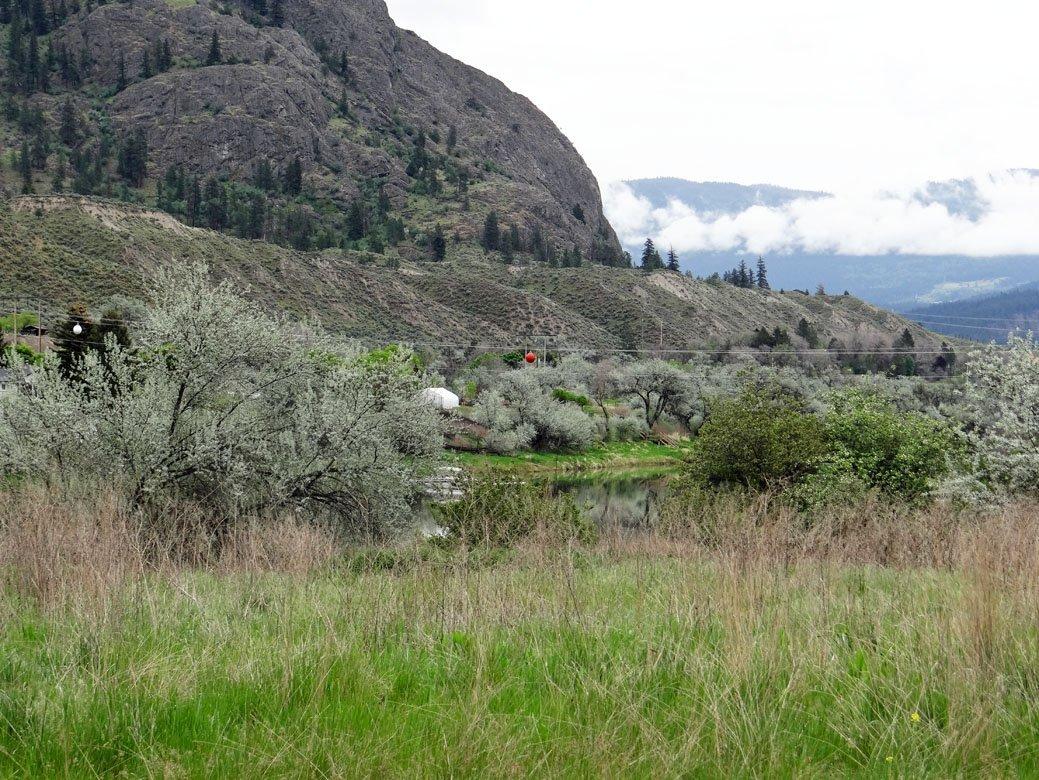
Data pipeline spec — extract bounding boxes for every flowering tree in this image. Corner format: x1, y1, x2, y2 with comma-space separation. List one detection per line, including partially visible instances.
0, 264, 442, 534
955, 335, 1039, 498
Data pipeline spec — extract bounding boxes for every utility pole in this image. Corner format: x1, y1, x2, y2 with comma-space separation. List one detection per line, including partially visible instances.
37, 300, 43, 352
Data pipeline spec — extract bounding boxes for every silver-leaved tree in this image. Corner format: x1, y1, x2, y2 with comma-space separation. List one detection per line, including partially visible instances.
0, 263, 443, 535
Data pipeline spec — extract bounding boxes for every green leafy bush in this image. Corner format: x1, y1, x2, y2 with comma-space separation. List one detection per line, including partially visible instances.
692, 385, 826, 489
552, 387, 591, 408
819, 390, 957, 503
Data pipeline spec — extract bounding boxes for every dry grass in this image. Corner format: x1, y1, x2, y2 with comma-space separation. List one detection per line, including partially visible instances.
2, 483, 1039, 776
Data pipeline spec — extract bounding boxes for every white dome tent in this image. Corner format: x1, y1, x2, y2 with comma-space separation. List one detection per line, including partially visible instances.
419, 387, 460, 411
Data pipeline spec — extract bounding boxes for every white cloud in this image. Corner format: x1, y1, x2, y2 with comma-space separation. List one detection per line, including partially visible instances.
605, 171, 1039, 258
385, 1, 1039, 192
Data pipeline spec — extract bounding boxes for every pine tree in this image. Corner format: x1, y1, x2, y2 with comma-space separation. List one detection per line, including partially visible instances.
756, 256, 770, 289
50, 150, 66, 191
895, 328, 915, 351
501, 231, 514, 264
116, 52, 126, 91
206, 31, 221, 66
282, 155, 302, 195
253, 158, 274, 191
345, 200, 366, 241
481, 211, 500, 251
640, 238, 663, 270
186, 176, 202, 225
25, 31, 39, 93
666, 246, 680, 272
53, 304, 95, 377
139, 47, 152, 79
58, 97, 78, 146
377, 186, 391, 219
430, 223, 446, 261
270, 0, 283, 26
18, 139, 33, 193
203, 177, 226, 229
736, 259, 750, 288
157, 39, 173, 72
116, 128, 148, 186
446, 125, 457, 152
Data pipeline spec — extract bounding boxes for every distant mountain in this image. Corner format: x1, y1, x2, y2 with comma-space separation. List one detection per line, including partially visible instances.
617, 175, 1039, 310
626, 178, 829, 214
907, 282, 1039, 343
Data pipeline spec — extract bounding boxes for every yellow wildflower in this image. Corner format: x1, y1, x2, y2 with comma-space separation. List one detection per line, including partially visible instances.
910, 712, 921, 723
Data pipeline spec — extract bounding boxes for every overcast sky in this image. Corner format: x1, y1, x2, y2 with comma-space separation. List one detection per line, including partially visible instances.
385, 0, 1039, 194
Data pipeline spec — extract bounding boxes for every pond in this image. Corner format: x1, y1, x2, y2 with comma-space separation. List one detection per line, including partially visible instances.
549, 472, 674, 530
418, 470, 676, 534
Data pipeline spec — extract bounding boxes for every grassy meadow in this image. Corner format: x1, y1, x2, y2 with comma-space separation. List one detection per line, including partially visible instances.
2, 489, 1038, 777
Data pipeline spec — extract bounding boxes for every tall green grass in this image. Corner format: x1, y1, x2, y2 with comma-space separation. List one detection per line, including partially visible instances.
1, 488, 1038, 776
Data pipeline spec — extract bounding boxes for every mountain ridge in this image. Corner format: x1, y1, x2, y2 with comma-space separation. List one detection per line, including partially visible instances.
1, 0, 623, 263
1, 195, 955, 362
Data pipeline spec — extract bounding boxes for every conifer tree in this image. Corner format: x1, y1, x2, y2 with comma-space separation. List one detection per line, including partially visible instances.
345, 200, 366, 241
54, 304, 95, 377
253, 158, 274, 191
58, 97, 78, 147
186, 176, 202, 225
206, 31, 221, 66
640, 238, 663, 270
430, 223, 446, 261
116, 52, 126, 91
756, 256, 770, 289
18, 138, 33, 193
139, 48, 152, 79
283, 155, 302, 195
481, 210, 500, 251
270, 0, 283, 26
116, 128, 148, 186
51, 150, 66, 191
666, 246, 680, 272
736, 258, 750, 288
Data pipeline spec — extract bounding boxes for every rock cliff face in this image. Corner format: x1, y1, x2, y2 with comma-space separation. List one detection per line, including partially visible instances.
49, 0, 620, 255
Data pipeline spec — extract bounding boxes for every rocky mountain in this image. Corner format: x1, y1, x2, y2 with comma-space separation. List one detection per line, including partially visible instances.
1, 0, 622, 262
1, 196, 955, 369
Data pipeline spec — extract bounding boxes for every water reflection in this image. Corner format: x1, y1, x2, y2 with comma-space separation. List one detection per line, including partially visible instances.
549, 473, 673, 530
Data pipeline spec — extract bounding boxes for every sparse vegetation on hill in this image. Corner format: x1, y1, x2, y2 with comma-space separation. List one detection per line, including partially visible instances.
0, 197, 955, 367
0, 0, 624, 264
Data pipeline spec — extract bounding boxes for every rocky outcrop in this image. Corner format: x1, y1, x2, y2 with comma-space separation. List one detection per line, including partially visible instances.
53, 0, 620, 254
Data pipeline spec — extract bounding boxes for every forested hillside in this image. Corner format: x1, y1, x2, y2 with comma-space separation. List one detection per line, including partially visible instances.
0, 0, 624, 264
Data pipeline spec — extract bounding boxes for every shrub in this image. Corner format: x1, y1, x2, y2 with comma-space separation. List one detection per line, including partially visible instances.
0, 264, 443, 535
608, 414, 649, 442
955, 335, 1039, 499
692, 385, 826, 489
470, 372, 597, 453
820, 390, 957, 503
552, 387, 591, 408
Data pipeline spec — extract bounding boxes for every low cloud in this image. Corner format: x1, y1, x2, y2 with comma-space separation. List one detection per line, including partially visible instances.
604, 171, 1039, 257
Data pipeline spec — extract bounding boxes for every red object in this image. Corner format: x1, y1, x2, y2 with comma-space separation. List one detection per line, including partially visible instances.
524, 351, 537, 364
